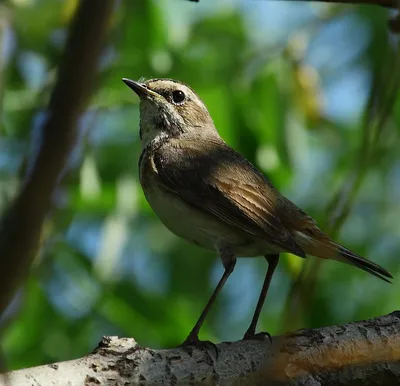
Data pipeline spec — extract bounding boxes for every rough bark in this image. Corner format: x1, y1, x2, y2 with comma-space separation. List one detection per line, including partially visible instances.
2, 312, 399, 385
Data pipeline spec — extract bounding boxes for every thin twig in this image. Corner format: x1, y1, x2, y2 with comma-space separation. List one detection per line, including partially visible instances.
186, 0, 396, 8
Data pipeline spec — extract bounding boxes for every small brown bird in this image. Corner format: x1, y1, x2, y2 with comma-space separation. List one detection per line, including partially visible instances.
122, 77, 392, 346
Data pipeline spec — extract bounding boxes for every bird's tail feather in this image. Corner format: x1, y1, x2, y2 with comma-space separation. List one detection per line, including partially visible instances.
334, 244, 392, 283
294, 230, 393, 283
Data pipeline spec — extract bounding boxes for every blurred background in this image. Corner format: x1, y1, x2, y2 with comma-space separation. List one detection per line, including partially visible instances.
0, 0, 399, 371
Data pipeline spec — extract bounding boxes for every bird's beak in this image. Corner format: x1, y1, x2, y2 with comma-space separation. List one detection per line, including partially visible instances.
122, 78, 157, 99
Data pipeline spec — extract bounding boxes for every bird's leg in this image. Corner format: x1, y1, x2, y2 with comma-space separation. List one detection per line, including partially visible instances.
243, 254, 279, 341
181, 249, 236, 347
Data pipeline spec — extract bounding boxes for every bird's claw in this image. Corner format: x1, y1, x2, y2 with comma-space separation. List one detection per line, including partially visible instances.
179, 335, 219, 359
242, 331, 272, 343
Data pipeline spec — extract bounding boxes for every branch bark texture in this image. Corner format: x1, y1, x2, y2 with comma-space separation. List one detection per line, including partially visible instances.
2, 312, 400, 385
0, 0, 115, 314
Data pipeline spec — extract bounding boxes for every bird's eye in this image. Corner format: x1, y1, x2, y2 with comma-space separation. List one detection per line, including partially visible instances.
172, 90, 186, 104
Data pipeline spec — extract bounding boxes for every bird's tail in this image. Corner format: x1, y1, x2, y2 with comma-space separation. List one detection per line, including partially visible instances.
294, 230, 393, 283
333, 244, 392, 282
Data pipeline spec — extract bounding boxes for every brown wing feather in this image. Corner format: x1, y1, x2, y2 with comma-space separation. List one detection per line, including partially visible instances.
152, 136, 306, 258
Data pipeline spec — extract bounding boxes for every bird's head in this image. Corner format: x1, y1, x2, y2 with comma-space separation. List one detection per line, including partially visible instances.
123, 78, 217, 148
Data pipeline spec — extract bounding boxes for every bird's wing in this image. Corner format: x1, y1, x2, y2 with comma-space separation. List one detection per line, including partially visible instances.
152, 137, 305, 257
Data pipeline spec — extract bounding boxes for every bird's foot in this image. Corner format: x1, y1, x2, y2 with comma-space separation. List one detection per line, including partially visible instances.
243, 330, 272, 343
179, 334, 219, 359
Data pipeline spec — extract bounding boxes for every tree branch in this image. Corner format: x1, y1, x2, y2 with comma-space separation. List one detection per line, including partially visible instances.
186, 0, 396, 8
0, 0, 116, 315
2, 312, 399, 385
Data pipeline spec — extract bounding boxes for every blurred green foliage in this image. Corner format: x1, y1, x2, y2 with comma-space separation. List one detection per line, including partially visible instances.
0, 0, 399, 371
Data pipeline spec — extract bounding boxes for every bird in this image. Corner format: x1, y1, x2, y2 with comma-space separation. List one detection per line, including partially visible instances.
122, 77, 393, 347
